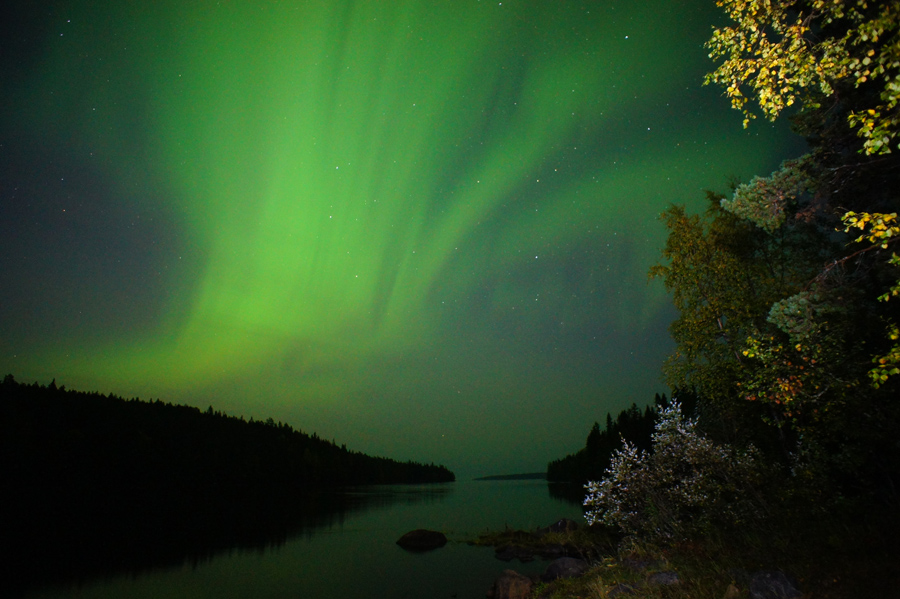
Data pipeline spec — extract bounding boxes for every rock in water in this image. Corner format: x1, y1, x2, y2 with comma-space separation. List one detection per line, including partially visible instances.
542, 557, 590, 581
395, 529, 447, 551
537, 518, 579, 536
487, 569, 533, 599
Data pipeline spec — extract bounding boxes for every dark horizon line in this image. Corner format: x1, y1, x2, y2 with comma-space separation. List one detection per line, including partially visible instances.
473, 472, 547, 481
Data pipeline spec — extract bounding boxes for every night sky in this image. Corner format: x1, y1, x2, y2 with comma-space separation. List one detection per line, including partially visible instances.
1, 1, 804, 477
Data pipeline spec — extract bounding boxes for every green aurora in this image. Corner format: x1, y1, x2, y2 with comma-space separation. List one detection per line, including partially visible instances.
0, 0, 803, 475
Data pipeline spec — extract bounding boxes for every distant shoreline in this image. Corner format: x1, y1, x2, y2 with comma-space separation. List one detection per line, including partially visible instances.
472, 472, 547, 481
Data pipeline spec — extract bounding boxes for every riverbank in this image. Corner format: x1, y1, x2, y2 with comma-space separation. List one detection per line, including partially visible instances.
474, 512, 900, 599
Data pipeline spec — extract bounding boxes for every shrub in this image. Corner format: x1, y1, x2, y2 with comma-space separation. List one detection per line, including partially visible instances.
584, 401, 764, 543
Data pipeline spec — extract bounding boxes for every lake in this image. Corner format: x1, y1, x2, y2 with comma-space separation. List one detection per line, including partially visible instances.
17, 480, 586, 599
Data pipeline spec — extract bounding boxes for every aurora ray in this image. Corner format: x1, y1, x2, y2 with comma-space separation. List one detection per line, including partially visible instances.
0, 0, 802, 474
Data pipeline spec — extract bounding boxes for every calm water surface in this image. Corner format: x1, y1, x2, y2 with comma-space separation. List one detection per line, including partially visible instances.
23, 481, 584, 599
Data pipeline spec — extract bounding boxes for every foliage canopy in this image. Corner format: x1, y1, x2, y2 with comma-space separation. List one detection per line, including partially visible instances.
648, 0, 900, 502
705, 0, 900, 154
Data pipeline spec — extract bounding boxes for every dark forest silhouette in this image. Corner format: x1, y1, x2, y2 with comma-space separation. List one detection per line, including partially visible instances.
547, 393, 694, 484
0, 374, 454, 594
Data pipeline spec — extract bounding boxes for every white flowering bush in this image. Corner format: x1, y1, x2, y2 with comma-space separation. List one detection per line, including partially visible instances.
584, 401, 763, 543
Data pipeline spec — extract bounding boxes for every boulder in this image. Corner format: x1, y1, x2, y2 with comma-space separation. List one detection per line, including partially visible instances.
486, 569, 533, 599
536, 518, 579, 536
395, 529, 447, 551
542, 557, 590, 581
749, 571, 801, 599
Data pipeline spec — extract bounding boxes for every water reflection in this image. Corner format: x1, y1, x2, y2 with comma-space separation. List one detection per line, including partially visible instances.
548, 482, 587, 505
14, 481, 586, 599
342, 482, 456, 508
7, 483, 455, 599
